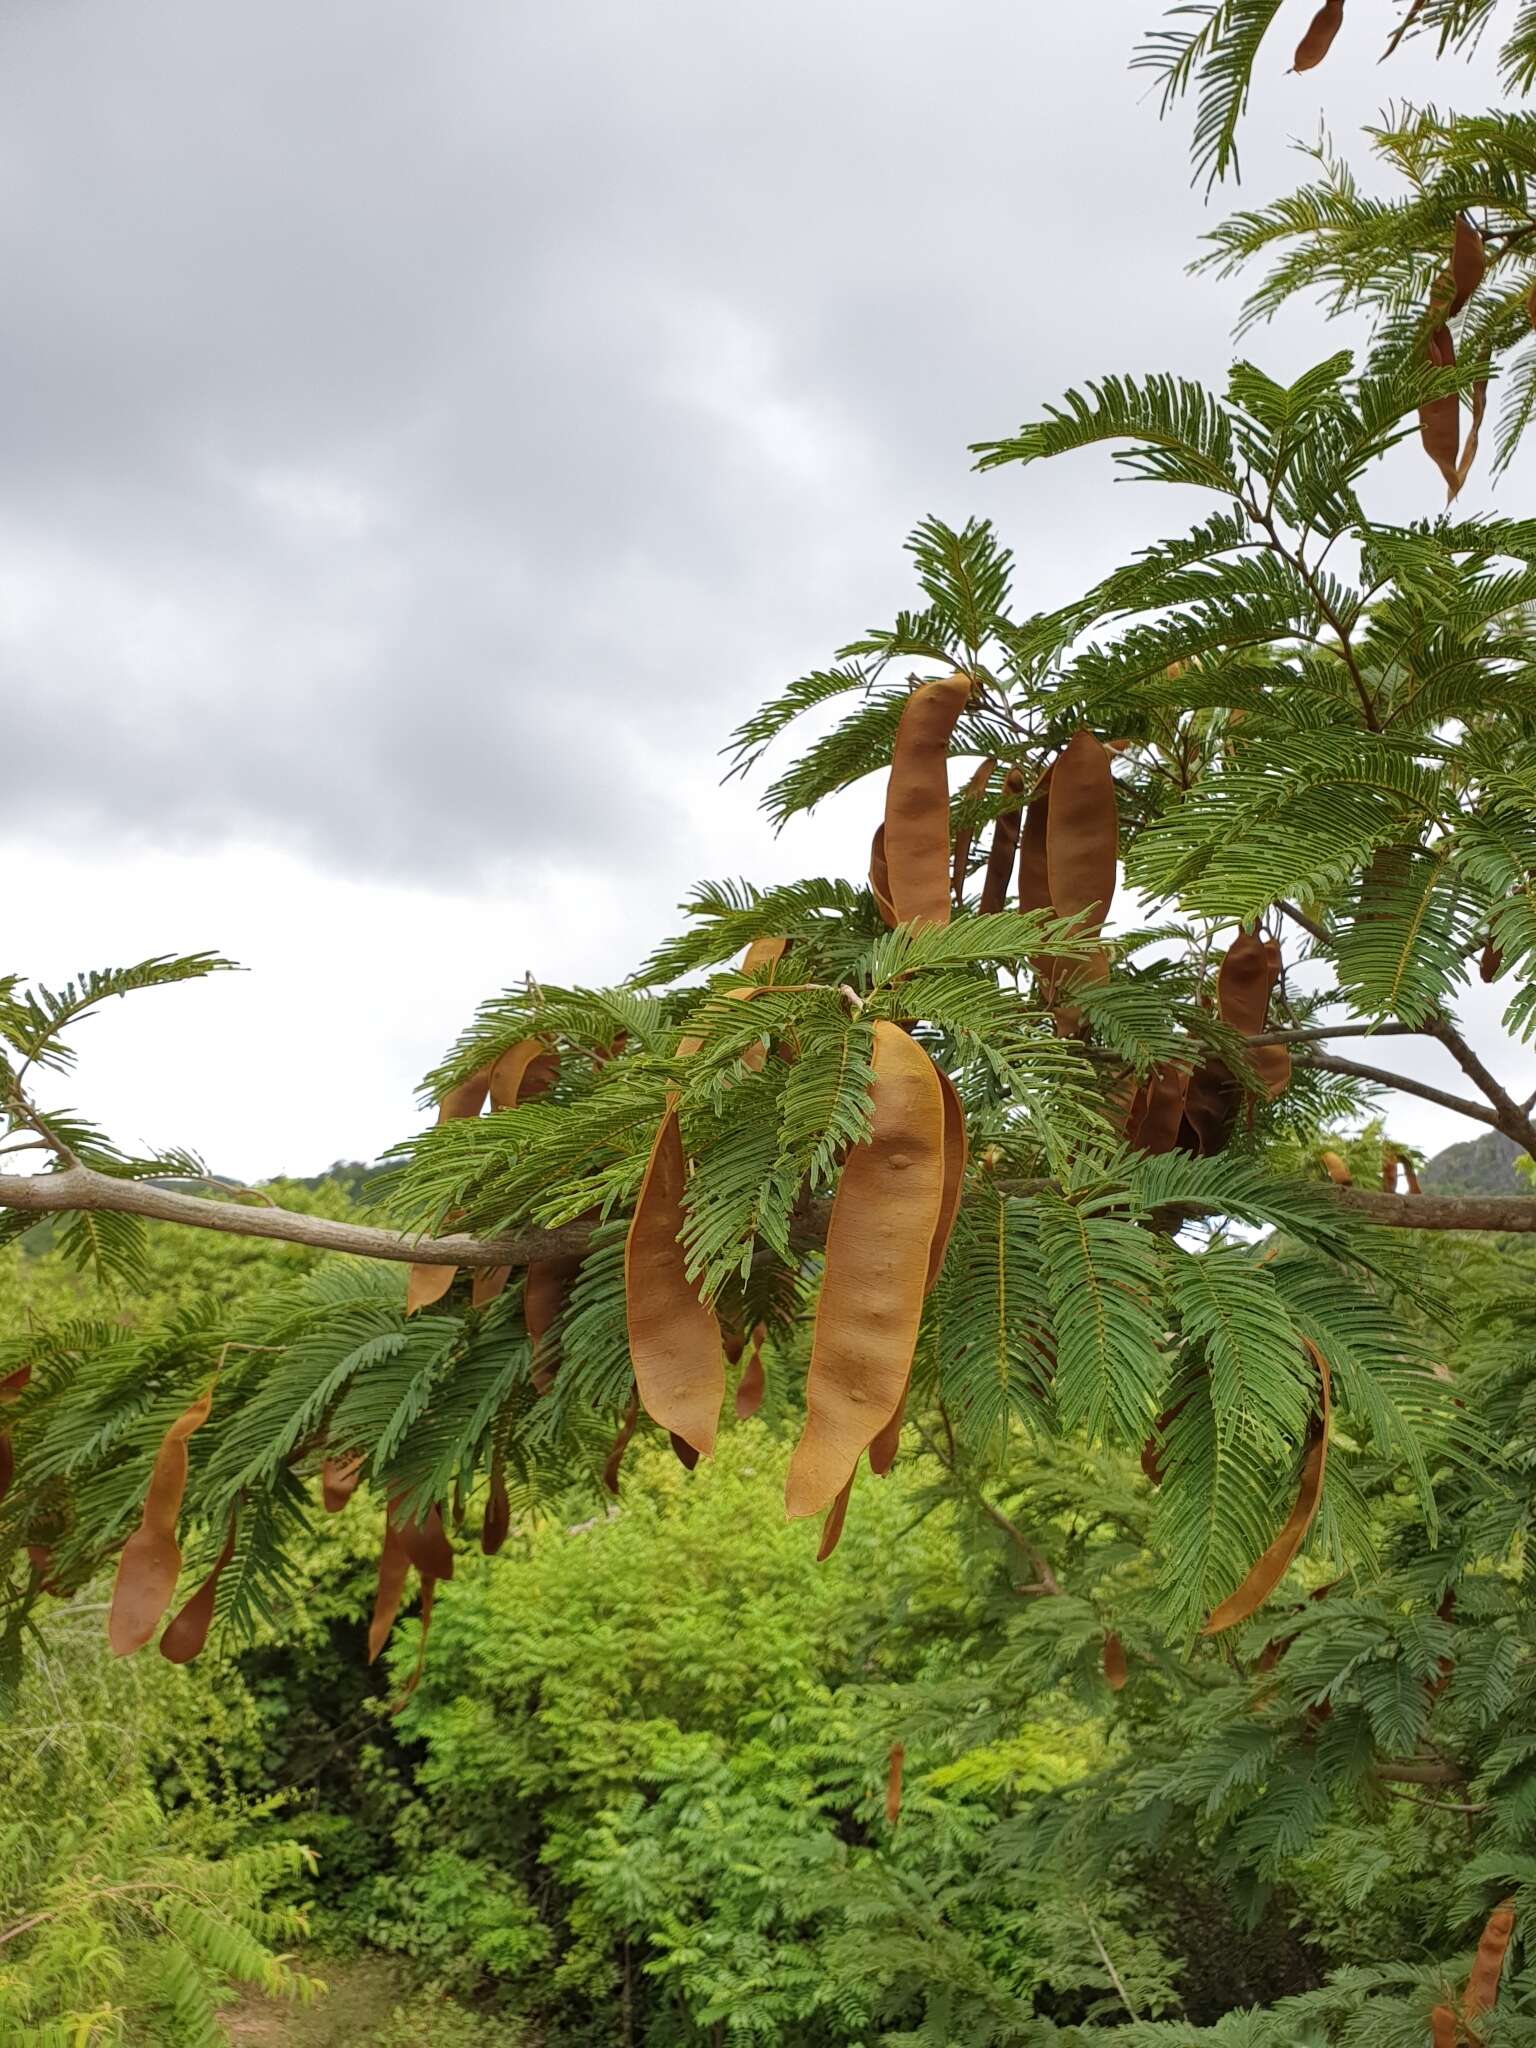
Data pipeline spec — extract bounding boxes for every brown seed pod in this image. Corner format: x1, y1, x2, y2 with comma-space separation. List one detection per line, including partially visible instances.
1293, 0, 1344, 70
471, 1265, 512, 1309
482, 1451, 511, 1555
1382, 1150, 1401, 1194
735, 1323, 768, 1421
785, 1022, 947, 1520
1464, 1901, 1516, 2020
489, 1039, 562, 1112
1422, 321, 1462, 497
602, 1387, 641, 1496
625, 1083, 724, 1456
670, 1431, 700, 1471
1203, 1341, 1331, 1634
869, 825, 899, 928
1134, 1064, 1193, 1156
1480, 933, 1504, 982
391, 1574, 438, 1713
1141, 1387, 1197, 1486
1402, 1156, 1422, 1196
108, 1387, 215, 1657
321, 1453, 364, 1513
392, 1501, 454, 1582
740, 936, 790, 977
979, 767, 1027, 915
883, 674, 972, 927
1431, 2006, 1458, 2048
817, 1468, 855, 1561
1450, 214, 1486, 316
1454, 374, 1488, 497
367, 1516, 412, 1664
1180, 1064, 1240, 1156
1046, 731, 1118, 937
1102, 1630, 1129, 1691
159, 1508, 239, 1666
526, 1255, 582, 1394
407, 1064, 493, 1315
1320, 1149, 1353, 1185
885, 1741, 905, 1825
951, 757, 997, 906
867, 1384, 907, 1478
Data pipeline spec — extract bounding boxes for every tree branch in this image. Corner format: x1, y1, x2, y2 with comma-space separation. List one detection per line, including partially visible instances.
1301, 1051, 1503, 1127
1428, 1014, 1536, 1160
2, 1163, 1535, 1286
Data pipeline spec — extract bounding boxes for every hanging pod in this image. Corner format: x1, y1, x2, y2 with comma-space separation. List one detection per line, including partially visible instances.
406, 1065, 492, 1316
978, 767, 1027, 915
1102, 1630, 1128, 1691
160, 1507, 239, 1666
482, 1450, 511, 1555
322, 1453, 364, 1513
885, 1741, 905, 1825
108, 1386, 215, 1657
602, 1387, 641, 1495
392, 1500, 455, 1581
882, 674, 972, 926
472, 1041, 564, 1310
817, 1467, 856, 1560
735, 1322, 768, 1421
951, 757, 997, 907
1292, 0, 1344, 70
1203, 1340, 1331, 1634
367, 1516, 413, 1663
869, 826, 898, 928
785, 1021, 948, 1521
1465, 1900, 1517, 2019
1042, 732, 1117, 1028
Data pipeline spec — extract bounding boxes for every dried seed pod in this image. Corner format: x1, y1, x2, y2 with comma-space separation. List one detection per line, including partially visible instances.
482, 1451, 511, 1555
883, 674, 972, 926
108, 1387, 215, 1657
785, 1022, 947, 1520
1140, 1388, 1197, 1486
1203, 1341, 1331, 1634
625, 1081, 724, 1456
489, 1038, 562, 1111
1102, 1630, 1129, 1691
391, 1574, 437, 1713
885, 1741, 905, 1825
1422, 321, 1462, 497
1320, 1149, 1353, 1185
602, 1387, 641, 1496
1454, 374, 1488, 497
1134, 1064, 1192, 1156
869, 826, 899, 928
159, 1508, 238, 1666
526, 1255, 582, 1394
367, 1516, 412, 1664
1402, 1156, 1422, 1196
951, 757, 997, 905
1464, 1901, 1516, 2019
472, 1265, 512, 1309
867, 1384, 907, 1478
669, 1432, 700, 1471
740, 936, 790, 977
979, 767, 1027, 914
1480, 933, 1504, 982
1017, 771, 1053, 917
1293, 0, 1344, 70
1382, 1150, 1401, 1194
1045, 731, 1118, 937
817, 1469, 855, 1561
393, 1502, 454, 1582
926, 1064, 969, 1292
1450, 214, 1486, 316
407, 1064, 492, 1315
1180, 1064, 1239, 1156
735, 1323, 768, 1421
1431, 2007, 1458, 2048
321, 1454, 364, 1513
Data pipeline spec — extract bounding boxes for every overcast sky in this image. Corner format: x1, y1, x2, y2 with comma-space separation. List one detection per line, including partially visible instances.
3, 0, 1528, 1179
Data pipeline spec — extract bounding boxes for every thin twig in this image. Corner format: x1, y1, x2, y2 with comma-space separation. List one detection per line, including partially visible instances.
1082, 1905, 1141, 2021
1302, 1050, 1501, 1127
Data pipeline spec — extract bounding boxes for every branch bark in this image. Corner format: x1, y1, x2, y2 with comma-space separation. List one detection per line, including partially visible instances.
4, 1165, 1536, 1286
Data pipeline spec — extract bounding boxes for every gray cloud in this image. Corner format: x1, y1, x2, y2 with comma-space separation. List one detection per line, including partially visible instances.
0, 0, 1498, 886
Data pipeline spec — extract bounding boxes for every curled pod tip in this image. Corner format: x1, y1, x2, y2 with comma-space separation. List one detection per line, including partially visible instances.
107, 1387, 215, 1658
602, 1388, 641, 1496
1203, 1342, 1331, 1635
392, 1502, 455, 1582
1293, 0, 1344, 70
367, 1516, 412, 1664
160, 1509, 239, 1666
816, 1469, 856, 1561
978, 767, 1027, 915
321, 1453, 364, 1514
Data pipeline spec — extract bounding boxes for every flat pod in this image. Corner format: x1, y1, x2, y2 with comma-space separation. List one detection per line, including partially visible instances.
785, 1021, 946, 1519
624, 1104, 724, 1457
1045, 731, 1117, 935
951, 757, 997, 905
322, 1454, 364, 1513
1216, 930, 1271, 1037
735, 1323, 768, 1421
482, 1451, 511, 1554
1421, 322, 1461, 496
108, 1388, 215, 1658
1293, 0, 1344, 70
925, 1064, 969, 1292
393, 1501, 455, 1581
367, 1516, 412, 1664
883, 674, 971, 927
817, 1468, 855, 1561
978, 768, 1027, 915
1450, 214, 1485, 316
1319, 1149, 1353, 1185
526, 1255, 581, 1393
1203, 1341, 1331, 1635
488, 1038, 561, 1112
602, 1388, 641, 1495
885, 1741, 905, 1825
1102, 1630, 1128, 1691
1134, 1064, 1192, 1156
406, 1063, 492, 1315
1179, 1063, 1238, 1156
1465, 1902, 1516, 2017
159, 1509, 238, 1666
869, 826, 898, 928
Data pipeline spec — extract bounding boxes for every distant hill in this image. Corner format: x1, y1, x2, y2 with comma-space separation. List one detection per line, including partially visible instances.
1421, 1129, 1527, 1196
